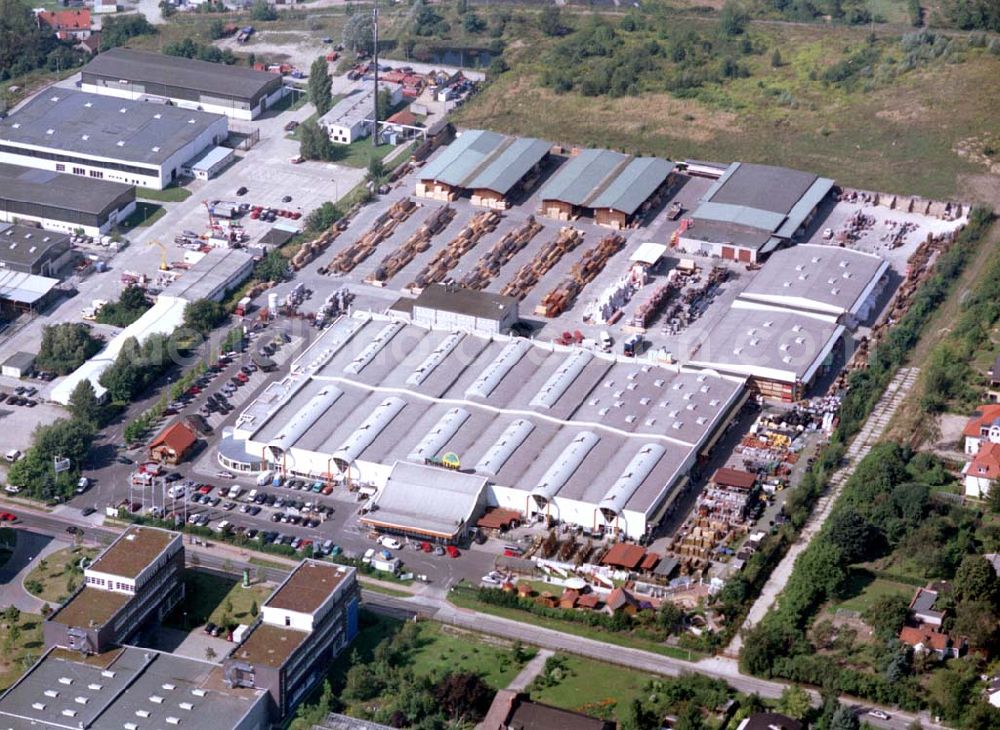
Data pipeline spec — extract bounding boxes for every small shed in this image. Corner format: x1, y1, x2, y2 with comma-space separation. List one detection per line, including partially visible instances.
149, 421, 198, 465
600, 542, 646, 570
1, 351, 35, 378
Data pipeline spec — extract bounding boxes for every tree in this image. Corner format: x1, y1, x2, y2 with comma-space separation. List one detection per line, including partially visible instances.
343, 663, 382, 701
771, 48, 783, 66
36, 323, 103, 375
95, 285, 151, 327
3, 605, 20, 624
342, 12, 375, 55
249, 0, 277, 21
778, 685, 811, 721
954, 554, 1000, 603
375, 87, 394, 121
306, 202, 343, 233
432, 672, 493, 722
539, 5, 562, 36
253, 249, 288, 282
249, 600, 258, 617
829, 704, 860, 730
100, 14, 155, 50
953, 599, 1000, 650
0, 0, 60, 80
68, 380, 105, 427
827, 509, 881, 564
183, 299, 227, 336
719, 0, 748, 35
367, 155, 386, 186
621, 698, 661, 730
208, 18, 226, 39
159, 0, 177, 18
299, 119, 337, 161
308, 56, 332, 116
862, 593, 910, 641
463, 12, 486, 33
204, 646, 217, 661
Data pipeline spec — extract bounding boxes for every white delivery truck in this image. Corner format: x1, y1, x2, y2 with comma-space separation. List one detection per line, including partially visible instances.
256, 470, 274, 487
371, 557, 401, 574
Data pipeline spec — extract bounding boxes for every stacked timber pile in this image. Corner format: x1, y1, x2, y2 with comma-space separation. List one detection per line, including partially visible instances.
292, 224, 345, 272
460, 217, 544, 291
499, 227, 584, 301
407, 209, 502, 292
368, 205, 456, 285
325, 197, 417, 274
535, 233, 626, 318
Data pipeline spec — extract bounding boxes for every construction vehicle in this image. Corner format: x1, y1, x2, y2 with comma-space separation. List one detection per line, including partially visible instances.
146, 240, 169, 271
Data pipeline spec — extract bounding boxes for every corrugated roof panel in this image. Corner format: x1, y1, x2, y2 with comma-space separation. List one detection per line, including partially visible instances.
598, 443, 666, 516
693, 201, 787, 232
475, 419, 535, 476
466, 339, 532, 399
590, 157, 674, 215
530, 350, 592, 410
332, 396, 406, 467
407, 407, 470, 462
775, 177, 835, 239
419, 129, 505, 187
268, 385, 344, 455
466, 136, 550, 194
538, 148, 627, 207
531, 431, 600, 503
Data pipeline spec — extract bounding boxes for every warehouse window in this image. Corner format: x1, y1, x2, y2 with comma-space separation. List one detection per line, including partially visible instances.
88, 170, 104, 179
72, 167, 84, 175
55, 164, 65, 172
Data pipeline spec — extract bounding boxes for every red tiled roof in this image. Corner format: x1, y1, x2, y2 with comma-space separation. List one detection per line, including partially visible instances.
38, 9, 90, 31
601, 543, 646, 570
639, 552, 661, 571
899, 626, 951, 651
149, 421, 197, 455
712, 467, 757, 490
970, 442, 1000, 480
576, 593, 600, 609
606, 587, 638, 611
386, 110, 418, 126
963, 405, 1000, 437
476, 507, 521, 530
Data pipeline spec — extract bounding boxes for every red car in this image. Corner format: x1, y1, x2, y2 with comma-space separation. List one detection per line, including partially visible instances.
446, 545, 460, 558
0, 512, 16, 522
420, 541, 432, 553
197, 484, 213, 495
321, 485, 333, 495
187, 386, 201, 396
236, 372, 249, 383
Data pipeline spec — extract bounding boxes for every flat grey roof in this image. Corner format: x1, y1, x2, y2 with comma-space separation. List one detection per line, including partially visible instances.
539, 149, 672, 214
0, 89, 225, 165
2, 351, 35, 370
237, 315, 746, 517
419, 129, 550, 195
187, 145, 232, 171
412, 283, 518, 321
363, 461, 487, 537
82, 47, 280, 101
0, 163, 134, 216
320, 82, 402, 130
0, 270, 59, 305
689, 162, 835, 244
0, 224, 70, 268
161, 248, 253, 301
687, 303, 844, 384
0, 646, 264, 730
740, 244, 888, 316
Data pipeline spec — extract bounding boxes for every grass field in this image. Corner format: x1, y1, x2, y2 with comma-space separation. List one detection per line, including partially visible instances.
528, 653, 655, 721
117, 202, 166, 231
406, 622, 528, 689
454, 20, 1000, 201
827, 569, 915, 613
167, 569, 272, 629
0, 612, 44, 692
23, 546, 100, 605
137, 186, 193, 203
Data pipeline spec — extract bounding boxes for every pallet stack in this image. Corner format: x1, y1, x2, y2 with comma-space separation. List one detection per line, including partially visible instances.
292, 226, 342, 272
460, 217, 544, 291
326, 197, 417, 274
407, 209, 502, 292
499, 226, 584, 301
367, 205, 456, 285
535, 233, 626, 318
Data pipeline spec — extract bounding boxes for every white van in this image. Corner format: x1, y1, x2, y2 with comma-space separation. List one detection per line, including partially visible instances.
247, 489, 258, 502
227, 485, 242, 500
4, 449, 21, 463
598, 331, 613, 352
255, 470, 274, 487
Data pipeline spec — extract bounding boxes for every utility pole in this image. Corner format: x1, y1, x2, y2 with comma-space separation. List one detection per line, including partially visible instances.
372, 4, 379, 148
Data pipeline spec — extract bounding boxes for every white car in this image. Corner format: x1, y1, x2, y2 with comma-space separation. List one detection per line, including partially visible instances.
867, 710, 890, 721
378, 536, 402, 550
215, 471, 236, 480
362, 548, 376, 564
75, 477, 90, 494
481, 572, 504, 586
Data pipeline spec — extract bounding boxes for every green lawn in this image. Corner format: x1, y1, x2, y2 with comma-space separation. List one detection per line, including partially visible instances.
167, 569, 272, 630
828, 569, 915, 614
0, 612, 44, 692
137, 186, 193, 203
23, 547, 100, 605
287, 110, 321, 140
528, 653, 655, 721
406, 622, 527, 690
116, 202, 165, 231
337, 138, 402, 168
448, 585, 701, 661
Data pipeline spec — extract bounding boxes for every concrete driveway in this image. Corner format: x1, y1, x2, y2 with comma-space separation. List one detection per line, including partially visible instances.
0, 529, 68, 613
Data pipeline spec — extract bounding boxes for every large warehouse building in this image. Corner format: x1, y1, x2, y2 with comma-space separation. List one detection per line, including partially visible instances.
80, 47, 288, 121
539, 149, 675, 229
0, 90, 228, 190
0, 162, 135, 237
0, 223, 73, 276
677, 162, 835, 263
230, 313, 747, 540
416, 129, 551, 209
687, 242, 888, 401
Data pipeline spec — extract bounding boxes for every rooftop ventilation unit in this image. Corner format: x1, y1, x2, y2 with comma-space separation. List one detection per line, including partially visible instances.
44, 690, 58, 698
75, 696, 88, 705
763, 320, 774, 327
88, 684, 102, 691
58, 677, 73, 685
45, 129, 54, 135
32, 702, 45, 710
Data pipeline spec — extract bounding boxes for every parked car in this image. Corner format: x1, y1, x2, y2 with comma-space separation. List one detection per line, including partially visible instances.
81, 506, 96, 517
446, 546, 460, 558
378, 536, 402, 550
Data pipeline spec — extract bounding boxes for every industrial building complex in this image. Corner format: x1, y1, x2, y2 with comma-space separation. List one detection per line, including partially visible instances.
319, 82, 403, 145
80, 47, 288, 121
538, 149, 675, 229
230, 312, 747, 540
415, 129, 551, 209
678, 162, 835, 262
0, 162, 136, 237
0, 90, 228, 190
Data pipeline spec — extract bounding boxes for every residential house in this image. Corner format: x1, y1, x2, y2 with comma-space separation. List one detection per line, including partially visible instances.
148, 421, 198, 465
603, 587, 639, 617
909, 587, 945, 627
736, 713, 803, 730
36, 9, 92, 40
479, 690, 615, 730
989, 357, 1000, 402
93, 0, 118, 13
963, 441, 1000, 499
962, 404, 1000, 455
898, 626, 963, 659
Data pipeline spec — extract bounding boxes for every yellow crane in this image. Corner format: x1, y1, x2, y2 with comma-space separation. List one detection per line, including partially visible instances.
147, 239, 169, 271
